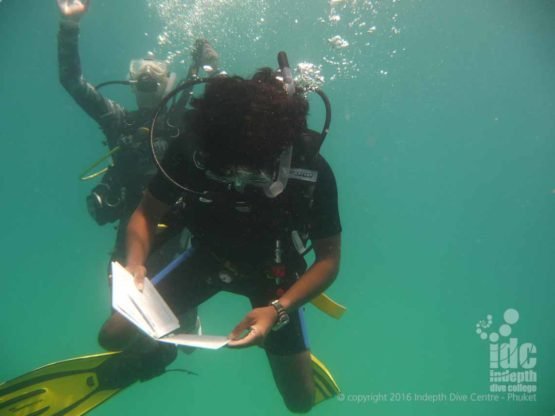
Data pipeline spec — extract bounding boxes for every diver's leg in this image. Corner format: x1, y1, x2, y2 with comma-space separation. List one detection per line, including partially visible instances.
97, 311, 178, 381
263, 307, 314, 412
267, 350, 315, 413
98, 312, 142, 351
242, 278, 314, 412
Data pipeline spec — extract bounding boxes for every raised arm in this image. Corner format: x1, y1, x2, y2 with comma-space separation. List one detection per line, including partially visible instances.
57, 0, 125, 132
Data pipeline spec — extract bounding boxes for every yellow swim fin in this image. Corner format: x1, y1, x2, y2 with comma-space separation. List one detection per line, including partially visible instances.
311, 353, 340, 405
311, 293, 347, 319
0, 352, 135, 416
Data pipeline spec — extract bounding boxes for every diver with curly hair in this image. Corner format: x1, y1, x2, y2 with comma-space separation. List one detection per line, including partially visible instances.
98, 64, 342, 413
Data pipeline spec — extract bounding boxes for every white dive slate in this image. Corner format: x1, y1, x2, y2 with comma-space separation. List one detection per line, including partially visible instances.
111, 261, 229, 350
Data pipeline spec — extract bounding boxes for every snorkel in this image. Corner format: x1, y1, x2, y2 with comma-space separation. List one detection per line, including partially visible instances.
259, 52, 296, 199
278, 51, 295, 96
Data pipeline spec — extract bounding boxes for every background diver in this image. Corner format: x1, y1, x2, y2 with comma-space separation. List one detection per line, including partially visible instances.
57, 0, 218, 309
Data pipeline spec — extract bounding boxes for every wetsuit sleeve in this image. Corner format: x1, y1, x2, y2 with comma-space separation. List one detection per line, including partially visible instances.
308, 156, 342, 240
57, 20, 126, 139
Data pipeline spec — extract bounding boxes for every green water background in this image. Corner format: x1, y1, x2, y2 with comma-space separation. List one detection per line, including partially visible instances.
1, 1, 554, 415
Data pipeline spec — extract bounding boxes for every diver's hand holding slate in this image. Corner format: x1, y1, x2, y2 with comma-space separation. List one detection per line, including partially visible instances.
111, 261, 229, 349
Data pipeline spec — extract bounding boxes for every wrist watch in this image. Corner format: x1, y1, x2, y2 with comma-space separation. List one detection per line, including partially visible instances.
270, 300, 290, 331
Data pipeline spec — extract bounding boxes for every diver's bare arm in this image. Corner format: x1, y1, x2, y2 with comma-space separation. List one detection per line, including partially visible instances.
227, 233, 341, 347
279, 233, 341, 312
126, 191, 170, 269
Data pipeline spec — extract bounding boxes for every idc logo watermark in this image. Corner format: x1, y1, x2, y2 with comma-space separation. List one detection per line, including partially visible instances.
476, 308, 537, 401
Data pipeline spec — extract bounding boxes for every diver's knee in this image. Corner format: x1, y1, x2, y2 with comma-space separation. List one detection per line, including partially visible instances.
281, 388, 314, 414
98, 314, 136, 351
98, 325, 123, 351
283, 396, 313, 414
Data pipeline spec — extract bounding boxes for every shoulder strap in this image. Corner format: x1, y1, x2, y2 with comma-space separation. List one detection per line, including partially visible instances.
293, 129, 324, 165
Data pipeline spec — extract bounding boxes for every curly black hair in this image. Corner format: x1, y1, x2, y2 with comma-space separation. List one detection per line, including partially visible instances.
190, 68, 308, 172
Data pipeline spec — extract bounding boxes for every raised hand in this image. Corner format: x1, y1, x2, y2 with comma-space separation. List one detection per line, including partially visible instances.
57, 0, 89, 20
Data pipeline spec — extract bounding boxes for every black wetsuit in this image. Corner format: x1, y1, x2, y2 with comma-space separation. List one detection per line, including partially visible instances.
147, 135, 342, 355
58, 20, 180, 270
